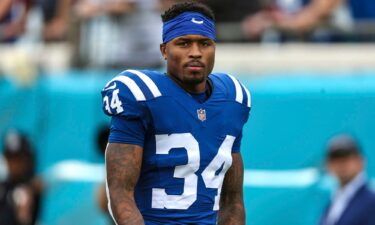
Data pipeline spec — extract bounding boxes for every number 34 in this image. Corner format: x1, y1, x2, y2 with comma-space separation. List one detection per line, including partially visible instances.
152, 133, 235, 211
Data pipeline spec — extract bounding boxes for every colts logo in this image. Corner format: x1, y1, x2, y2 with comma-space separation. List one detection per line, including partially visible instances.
197, 108, 206, 122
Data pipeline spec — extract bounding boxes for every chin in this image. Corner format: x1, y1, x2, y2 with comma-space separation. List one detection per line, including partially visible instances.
184, 71, 207, 83
184, 76, 206, 85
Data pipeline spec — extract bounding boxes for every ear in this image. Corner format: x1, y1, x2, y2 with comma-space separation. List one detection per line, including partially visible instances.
160, 43, 167, 60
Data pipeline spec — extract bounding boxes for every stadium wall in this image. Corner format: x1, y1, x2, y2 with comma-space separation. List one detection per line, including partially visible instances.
1, 44, 375, 225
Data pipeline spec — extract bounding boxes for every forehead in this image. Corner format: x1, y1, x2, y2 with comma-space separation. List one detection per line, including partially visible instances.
170, 34, 215, 42
328, 154, 361, 163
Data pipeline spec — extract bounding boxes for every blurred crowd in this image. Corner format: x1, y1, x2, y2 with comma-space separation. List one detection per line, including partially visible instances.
1, 1, 375, 225
1, 0, 375, 73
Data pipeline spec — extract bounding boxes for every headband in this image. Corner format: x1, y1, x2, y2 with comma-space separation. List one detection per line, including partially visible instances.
162, 12, 216, 43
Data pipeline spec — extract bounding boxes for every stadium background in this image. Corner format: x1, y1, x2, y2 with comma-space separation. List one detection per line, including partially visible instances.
1, 0, 375, 225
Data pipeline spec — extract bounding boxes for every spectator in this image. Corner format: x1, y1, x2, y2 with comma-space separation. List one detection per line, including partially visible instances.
242, 0, 351, 42
0, 0, 32, 43
74, 0, 163, 69
0, 130, 41, 225
319, 134, 375, 225
38, 0, 74, 42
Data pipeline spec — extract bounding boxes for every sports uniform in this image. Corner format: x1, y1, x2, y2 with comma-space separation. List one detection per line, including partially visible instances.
102, 69, 250, 224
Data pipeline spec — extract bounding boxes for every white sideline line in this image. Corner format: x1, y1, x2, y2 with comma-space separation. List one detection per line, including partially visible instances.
244, 168, 319, 188
46, 161, 319, 188
46, 160, 105, 182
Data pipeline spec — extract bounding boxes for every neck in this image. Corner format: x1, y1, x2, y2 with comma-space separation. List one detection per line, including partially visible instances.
168, 74, 207, 94
340, 172, 365, 188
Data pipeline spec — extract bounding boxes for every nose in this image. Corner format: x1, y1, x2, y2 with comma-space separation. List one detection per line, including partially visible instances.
189, 42, 202, 58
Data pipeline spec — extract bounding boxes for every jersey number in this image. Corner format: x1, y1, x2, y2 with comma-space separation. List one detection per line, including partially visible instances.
152, 133, 235, 210
103, 89, 124, 114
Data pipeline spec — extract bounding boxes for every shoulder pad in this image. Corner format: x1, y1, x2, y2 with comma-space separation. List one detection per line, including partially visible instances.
212, 73, 251, 108
101, 69, 163, 116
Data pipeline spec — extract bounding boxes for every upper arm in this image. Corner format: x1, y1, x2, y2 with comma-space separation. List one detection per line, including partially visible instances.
105, 143, 143, 194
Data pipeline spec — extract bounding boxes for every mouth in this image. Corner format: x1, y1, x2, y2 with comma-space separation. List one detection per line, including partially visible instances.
185, 61, 205, 71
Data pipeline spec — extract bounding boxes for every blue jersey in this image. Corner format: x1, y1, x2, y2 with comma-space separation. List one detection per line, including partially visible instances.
102, 70, 251, 224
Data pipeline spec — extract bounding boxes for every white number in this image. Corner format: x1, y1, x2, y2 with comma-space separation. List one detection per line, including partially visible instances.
103, 89, 124, 114
152, 133, 200, 209
152, 134, 235, 210
110, 89, 124, 114
103, 96, 111, 114
202, 135, 235, 210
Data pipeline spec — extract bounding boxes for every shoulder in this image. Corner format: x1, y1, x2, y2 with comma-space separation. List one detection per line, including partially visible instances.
104, 69, 164, 100
352, 184, 375, 208
210, 72, 251, 109
363, 185, 375, 200
101, 69, 165, 116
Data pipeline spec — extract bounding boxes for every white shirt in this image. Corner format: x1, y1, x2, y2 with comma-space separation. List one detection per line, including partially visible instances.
324, 172, 366, 225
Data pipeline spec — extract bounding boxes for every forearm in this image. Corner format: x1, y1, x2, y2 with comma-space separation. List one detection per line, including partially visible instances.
218, 195, 245, 225
106, 143, 144, 225
108, 187, 144, 225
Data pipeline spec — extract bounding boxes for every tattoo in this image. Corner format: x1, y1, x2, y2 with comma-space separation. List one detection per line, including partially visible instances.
106, 143, 145, 225
218, 153, 245, 225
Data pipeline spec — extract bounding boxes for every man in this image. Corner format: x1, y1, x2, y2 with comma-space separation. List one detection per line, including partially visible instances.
319, 134, 375, 225
0, 130, 40, 225
101, 2, 251, 225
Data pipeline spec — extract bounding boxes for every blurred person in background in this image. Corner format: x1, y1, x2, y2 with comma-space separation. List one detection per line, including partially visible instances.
74, 0, 163, 69
38, 0, 74, 42
0, 130, 42, 225
319, 134, 375, 225
242, 0, 352, 42
0, 0, 32, 43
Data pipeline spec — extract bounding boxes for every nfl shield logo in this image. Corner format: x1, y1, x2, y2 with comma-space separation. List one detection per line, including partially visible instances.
197, 108, 206, 122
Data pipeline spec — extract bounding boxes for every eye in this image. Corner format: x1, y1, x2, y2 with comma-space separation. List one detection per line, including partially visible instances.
201, 40, 213, 47
176, 40, 189, 47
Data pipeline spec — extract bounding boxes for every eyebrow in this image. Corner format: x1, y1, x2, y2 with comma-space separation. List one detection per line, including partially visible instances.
175, 37, 212, 42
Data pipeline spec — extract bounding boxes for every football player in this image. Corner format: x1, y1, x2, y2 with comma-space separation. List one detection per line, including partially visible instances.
102, 2, 251, 224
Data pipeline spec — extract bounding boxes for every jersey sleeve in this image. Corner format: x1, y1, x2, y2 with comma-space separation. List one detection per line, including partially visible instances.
109, 116, 146, 147
233, 80, 251, 153
101, 75, 146, 119
101, 73, 150, 146
215, 73, 252, 153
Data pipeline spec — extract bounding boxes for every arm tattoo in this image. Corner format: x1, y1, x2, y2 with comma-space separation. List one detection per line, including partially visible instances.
218, 153, 245, 225
106, 143, 145, 225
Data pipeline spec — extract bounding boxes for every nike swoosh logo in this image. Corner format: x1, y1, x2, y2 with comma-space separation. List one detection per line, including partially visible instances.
103, 83, 116, 91
191, 18, 204, 24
